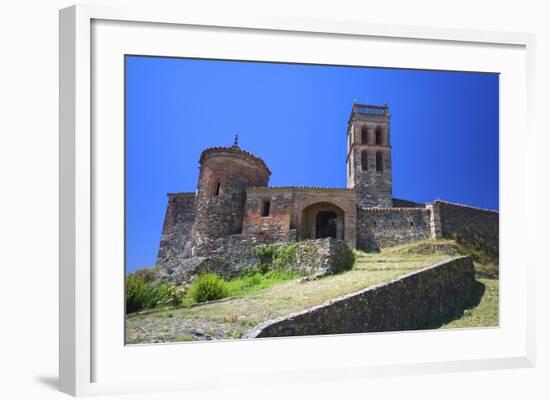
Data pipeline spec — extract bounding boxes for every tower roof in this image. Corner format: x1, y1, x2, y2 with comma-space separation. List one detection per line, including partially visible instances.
348, 102, 390, 124
199, 146, 271, 176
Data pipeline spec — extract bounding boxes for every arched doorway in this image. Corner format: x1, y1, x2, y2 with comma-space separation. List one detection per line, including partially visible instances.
300, 202, 345, 241
316, 211, 337, 239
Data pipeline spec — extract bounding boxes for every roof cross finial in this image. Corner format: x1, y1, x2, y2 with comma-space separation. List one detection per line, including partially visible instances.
232, 133, 239, 148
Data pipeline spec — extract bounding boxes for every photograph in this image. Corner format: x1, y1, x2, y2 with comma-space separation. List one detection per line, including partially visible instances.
124, 55, 499, 344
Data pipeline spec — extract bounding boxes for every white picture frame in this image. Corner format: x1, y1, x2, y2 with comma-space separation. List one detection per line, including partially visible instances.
59, 3, 536, 397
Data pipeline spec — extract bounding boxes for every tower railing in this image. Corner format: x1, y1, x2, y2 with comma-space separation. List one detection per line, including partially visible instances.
349, 103, 390, 123
352, 103, 388, 116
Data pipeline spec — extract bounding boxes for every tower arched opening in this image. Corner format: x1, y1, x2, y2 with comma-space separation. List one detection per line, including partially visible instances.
361, 126, 369, 144
375, 127, 383, 145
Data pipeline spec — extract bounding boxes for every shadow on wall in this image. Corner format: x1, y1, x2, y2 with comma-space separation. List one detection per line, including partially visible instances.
419, 279, 486, 330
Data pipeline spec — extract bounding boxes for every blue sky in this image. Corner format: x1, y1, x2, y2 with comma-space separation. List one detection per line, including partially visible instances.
126, 56, 499, 272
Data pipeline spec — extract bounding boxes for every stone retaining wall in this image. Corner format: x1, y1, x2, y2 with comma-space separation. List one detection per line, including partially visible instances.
286, 238, 355, 274
155, 237, 354, 285
243, 256, 476, 338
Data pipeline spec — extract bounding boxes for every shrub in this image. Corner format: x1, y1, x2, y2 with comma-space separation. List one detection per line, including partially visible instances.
256, 243, 298, 272
126, 274, 185, 313
188, 273, 229, 303
126, 274, 156, 313
153, 283, 185, 308
256, 244, 280, 273
272, 243, 297, 271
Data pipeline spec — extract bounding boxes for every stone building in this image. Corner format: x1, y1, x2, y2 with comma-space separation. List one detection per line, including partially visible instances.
156, 103, 498, 269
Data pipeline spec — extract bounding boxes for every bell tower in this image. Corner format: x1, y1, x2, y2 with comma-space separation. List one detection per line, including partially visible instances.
346, 102, 393, 208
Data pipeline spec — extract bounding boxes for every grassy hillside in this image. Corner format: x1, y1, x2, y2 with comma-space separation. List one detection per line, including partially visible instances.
429, 258, 498, 329
126, 239, 498, 344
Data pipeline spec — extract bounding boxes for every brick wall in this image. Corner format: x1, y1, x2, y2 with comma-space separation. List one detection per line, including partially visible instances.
243, 189, 294, 242
292, 188, 357, 248
243, 187, 357, 248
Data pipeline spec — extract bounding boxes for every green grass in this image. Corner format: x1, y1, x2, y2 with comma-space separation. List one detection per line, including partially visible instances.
436, 261, 499, 329
126, 239, 499, 343
128, 239, 479, 343
127, 267, 304, 314
225, 269, 302, 298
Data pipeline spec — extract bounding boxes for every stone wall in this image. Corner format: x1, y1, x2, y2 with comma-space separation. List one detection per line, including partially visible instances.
191, 147, 270, 255
433, 201, 499, 256
244, 256, 476, 338
356, 207, 432, 251
347, 119, 393, 208
156, 193, 196, 270
156, 234, 266, 283
155, 237, 353, 285
242, 187, 357, 248
392, 198, 426, 208
281, 238, 354, 275
243, 188, 294, 242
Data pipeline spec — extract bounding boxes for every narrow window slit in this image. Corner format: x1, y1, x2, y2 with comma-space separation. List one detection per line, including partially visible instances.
261, 200, 271, 217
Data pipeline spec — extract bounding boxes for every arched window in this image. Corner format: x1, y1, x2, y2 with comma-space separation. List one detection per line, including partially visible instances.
361, 150, 368, 171
361, 126, 368, 144
376, 152, 383, 172
214, 181, 221, 196
375, 127, 383, 145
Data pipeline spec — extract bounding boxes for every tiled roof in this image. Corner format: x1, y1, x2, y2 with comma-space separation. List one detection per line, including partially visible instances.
247, 186, 355, 192
200, 146, 271, 176
167, 192, 195, 197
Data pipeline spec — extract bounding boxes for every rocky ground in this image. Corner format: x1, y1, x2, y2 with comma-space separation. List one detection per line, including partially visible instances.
126, 240, 478, 344
126, 315, 245, 343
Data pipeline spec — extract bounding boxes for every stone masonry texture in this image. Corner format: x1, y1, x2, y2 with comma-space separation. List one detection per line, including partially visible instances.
154, 238, 354, 285
356, 207, 432, 251
155, 102, 499, 275
191, 146, 270, 256
346, 105, 393, 208
243, 256, 476, 338
434, 201, 499, 256
156, 193, 196, 270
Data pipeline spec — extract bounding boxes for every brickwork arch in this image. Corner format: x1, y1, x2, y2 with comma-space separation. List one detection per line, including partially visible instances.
299, 202, 346, 241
